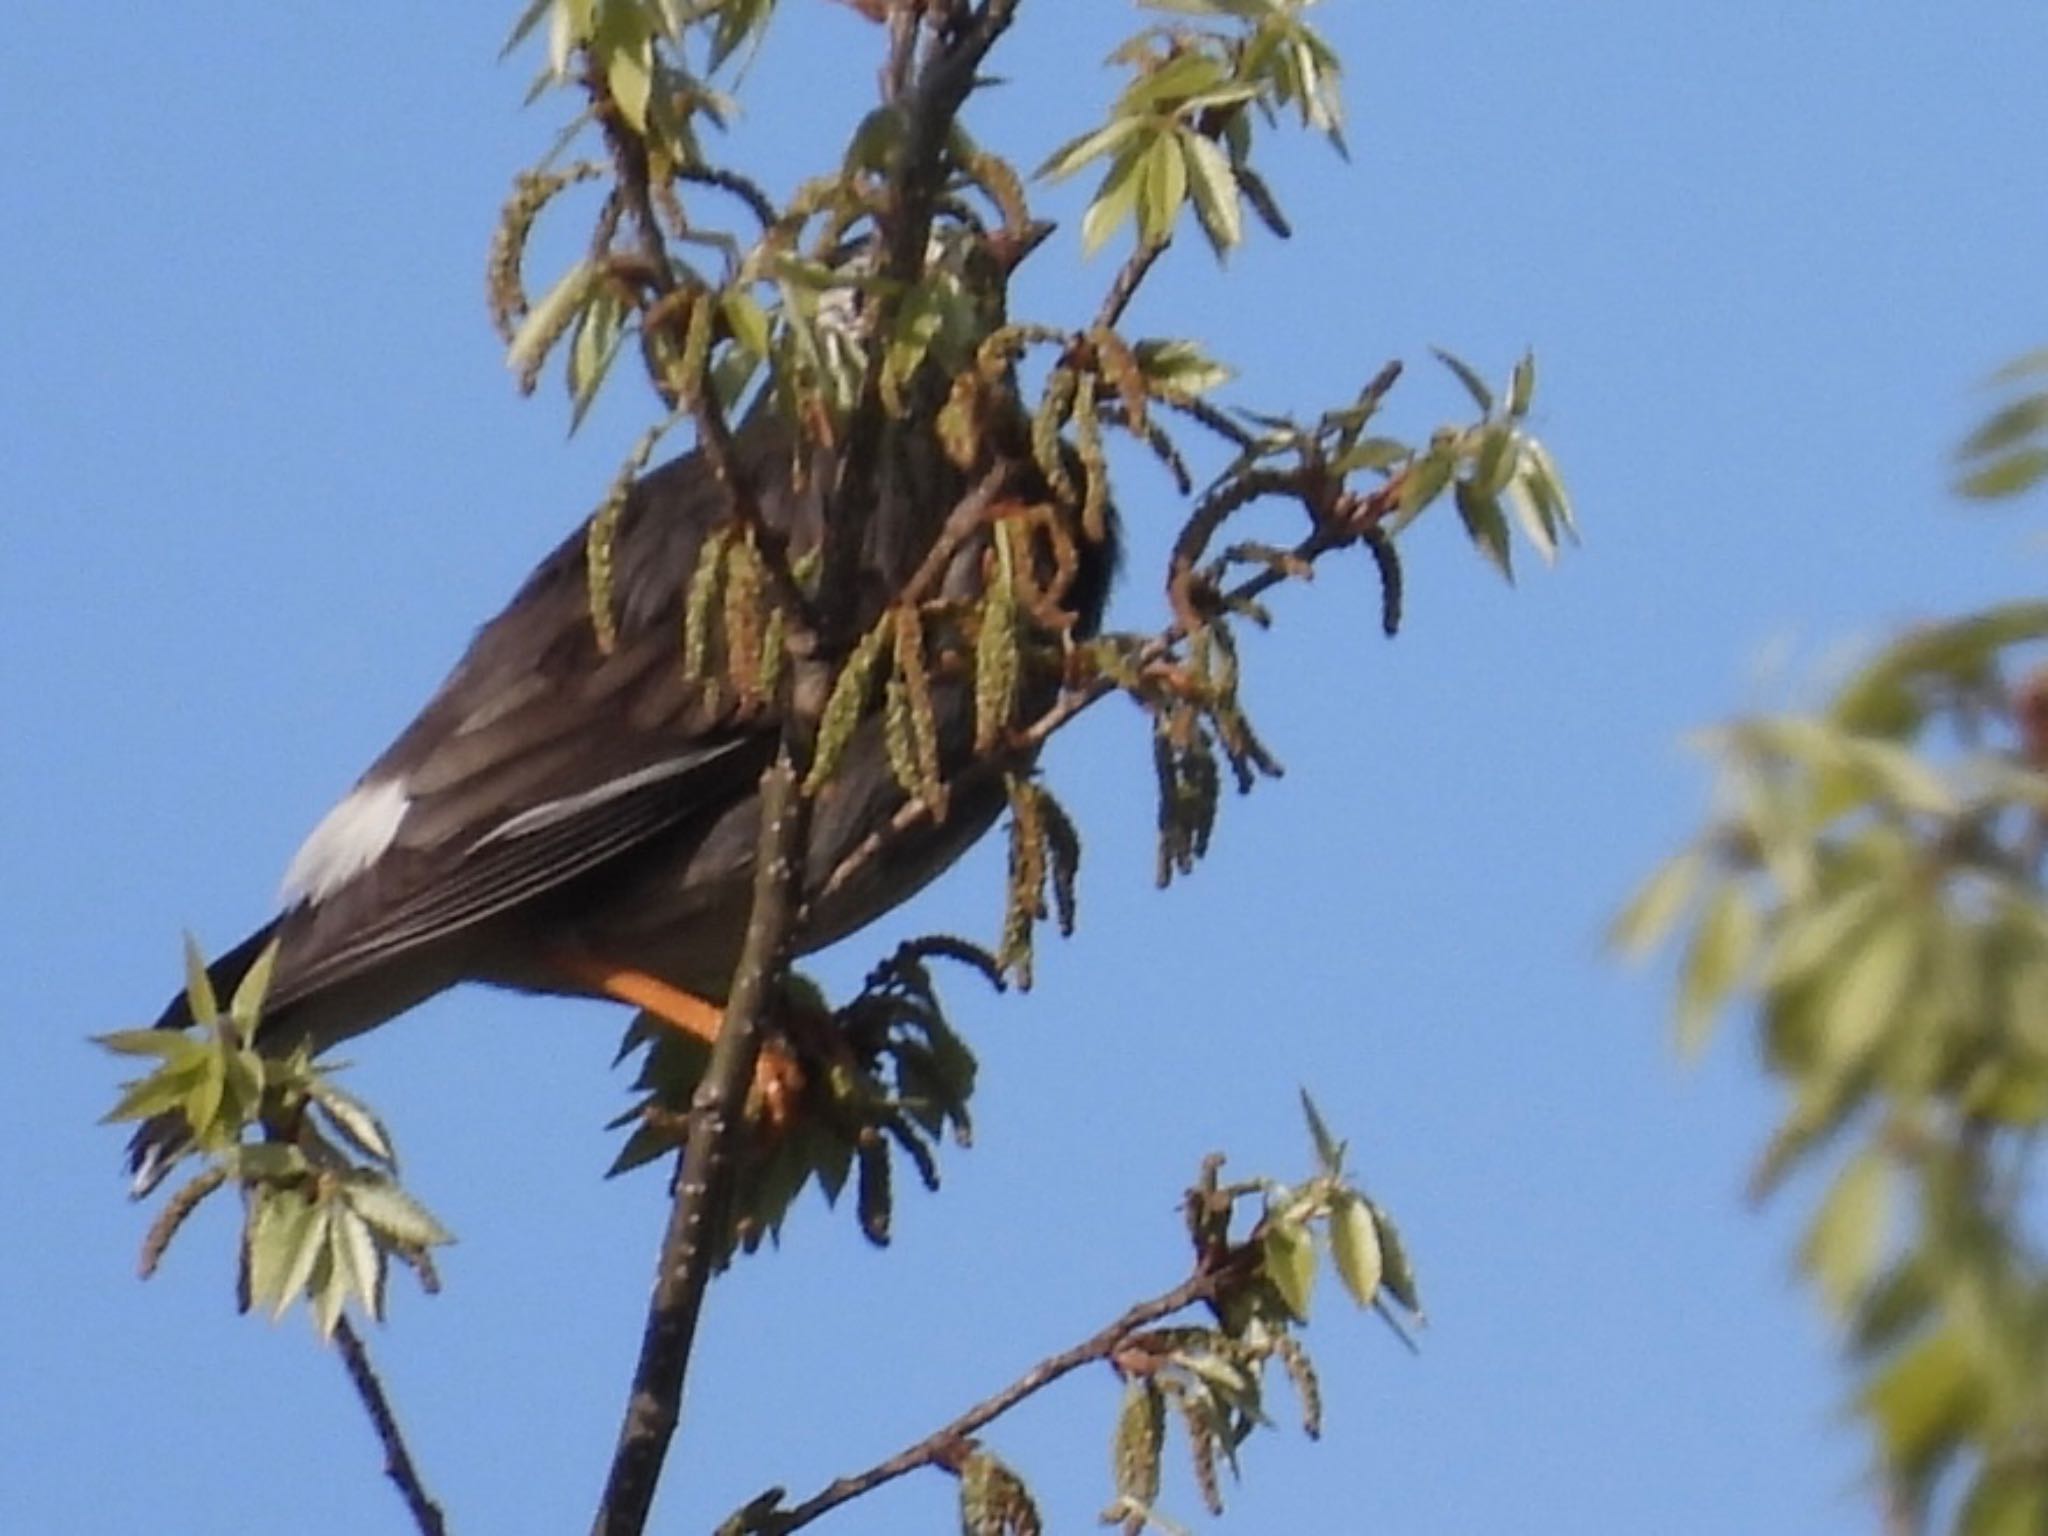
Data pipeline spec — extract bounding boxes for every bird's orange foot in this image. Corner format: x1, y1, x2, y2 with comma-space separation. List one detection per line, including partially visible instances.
549, 953, 806, 1134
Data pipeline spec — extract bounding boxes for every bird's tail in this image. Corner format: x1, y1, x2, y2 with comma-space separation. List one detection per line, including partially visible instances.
126, 918, 285, 1197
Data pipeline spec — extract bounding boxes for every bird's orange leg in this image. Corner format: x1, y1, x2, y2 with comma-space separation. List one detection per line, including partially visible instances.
547, 952, 805, 1131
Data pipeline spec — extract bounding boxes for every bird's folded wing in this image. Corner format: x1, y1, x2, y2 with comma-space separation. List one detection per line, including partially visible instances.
269, 732, 770, 1009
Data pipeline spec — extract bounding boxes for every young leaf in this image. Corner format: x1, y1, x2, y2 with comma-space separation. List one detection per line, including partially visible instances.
1262, 1215, 1316, 1319
1328, 1193, 1384, 1307
182, 932, 220, 1026
342, 1175, 455, 1251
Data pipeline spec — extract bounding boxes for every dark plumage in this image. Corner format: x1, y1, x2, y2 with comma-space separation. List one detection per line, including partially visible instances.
130, 405, 1117, 1192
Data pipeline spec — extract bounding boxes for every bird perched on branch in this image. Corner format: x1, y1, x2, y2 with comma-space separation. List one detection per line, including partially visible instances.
128, 234, 1118, 1196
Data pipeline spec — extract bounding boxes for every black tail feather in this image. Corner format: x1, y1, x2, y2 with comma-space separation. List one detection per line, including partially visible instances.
128, 918, 285, 1196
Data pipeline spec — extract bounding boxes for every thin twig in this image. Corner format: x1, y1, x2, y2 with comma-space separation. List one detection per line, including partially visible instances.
1094, 237, 1167, 334
678, 164, 779, 231
812, 471, 1406, 911
752, 1266, 1226, 1534
591, 759, 807, 1536
589, 61, 819, 650
334, 1316, 448, 1536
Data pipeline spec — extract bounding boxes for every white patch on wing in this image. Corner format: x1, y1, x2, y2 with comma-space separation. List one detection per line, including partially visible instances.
279, 777, 411, 906
471, 750, 735, 848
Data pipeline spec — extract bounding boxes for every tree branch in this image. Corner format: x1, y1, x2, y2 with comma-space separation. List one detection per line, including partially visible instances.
749, 1264, 1227, 1534
818, 0, 1028, 651
811, 468, 1407, 913
591, 758, 807, 1536
334, 1316, 448, 1536
1094, 237, 1167, 334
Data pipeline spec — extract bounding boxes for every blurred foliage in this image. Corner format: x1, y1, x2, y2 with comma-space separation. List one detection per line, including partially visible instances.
1617, 347, 2048, 1534
100, 940, 453, 1338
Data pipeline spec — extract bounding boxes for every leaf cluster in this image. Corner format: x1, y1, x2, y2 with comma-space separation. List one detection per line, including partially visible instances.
609, 938, 998, 1260
100, 941, 453, 1338
1099, 1096, 1421, 1535
1039, 0, 1345, 256
716, 1097, 1420, 1536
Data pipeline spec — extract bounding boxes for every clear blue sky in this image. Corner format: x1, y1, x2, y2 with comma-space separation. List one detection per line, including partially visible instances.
5, 5, 2045, 1533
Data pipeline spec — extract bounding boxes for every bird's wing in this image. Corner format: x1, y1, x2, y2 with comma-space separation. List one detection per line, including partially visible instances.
259, 440, 798, 1016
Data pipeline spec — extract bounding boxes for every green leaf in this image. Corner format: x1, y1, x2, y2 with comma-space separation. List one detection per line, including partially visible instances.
1262, 1215, 1316, 1319
342, 1175, 454, 1251
329, 1206, 383, 1322
1501, 475, 1560, 567
1134, 338, 1232, 395
568, 286, 627, 433
1036, 115, 1147, 182
1433, 349, 1493, 412
1372, 1203, 1423, 1319
1799, 1147, 1889, 1319
229, 938, 282, 1031
1328, 1193, 1383, 1307
309, 1241, 347, 1340
1507, 352, 1537, 418
603, 37, 653, 134
246, 1187, 319, 1318
1137, 131, 1189, 247
502, 0, 557, 59
1299, 1089, 1343, 1175
1675, 883, 1759, 1058
1454, 480, 1513, 583
1857, 1320, 1980, 1484
1956, 446, 2048, 501
1117, 48, 1230, 115
1610, 848, 1707, 959
720, 289, 771, 359
1082, 145, 1146, 256
96, 1028, 200, 1060
1958, 1472, 2048, 1536
1763, 882, 1887, 992
507, 258, 598, 380
101, 1058, 208, 1126
182, 1052, 226, 1145
1180, 131, 1243, 254
1818, 911, 1918, 1068
226, 1143, 309, 1182
1956, 392, 2048, 461
310, 1081, 397, 1166
182, 933, 220, 1025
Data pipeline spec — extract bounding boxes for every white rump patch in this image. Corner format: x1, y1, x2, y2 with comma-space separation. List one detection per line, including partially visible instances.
279, 778, 410, 906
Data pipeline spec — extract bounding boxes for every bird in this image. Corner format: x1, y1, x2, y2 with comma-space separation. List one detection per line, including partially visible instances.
127, 291, 1119, 1196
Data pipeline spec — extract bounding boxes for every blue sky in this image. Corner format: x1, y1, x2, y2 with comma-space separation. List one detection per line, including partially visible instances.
5, 4, 2046, 1533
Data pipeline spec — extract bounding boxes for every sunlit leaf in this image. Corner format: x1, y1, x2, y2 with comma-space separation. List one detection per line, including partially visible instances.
1799, 1147, 1889, 1319
1433, 349, 1493, 412
1262, 1216, 1316, 1319
1676, 882, 1760, 1058
182, 933, 219, 1026
342, 1175, 454, 1251
1328, 1193, 1383, 1307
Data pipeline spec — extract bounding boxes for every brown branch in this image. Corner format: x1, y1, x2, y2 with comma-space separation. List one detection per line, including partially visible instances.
749, 1265, 1226, 1534
895, 461, 1013, 607
819, 0, 1028, 651
334, 1316, 448, 1536
1094, 237, 1167, 334
591, 758, 807, 1536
